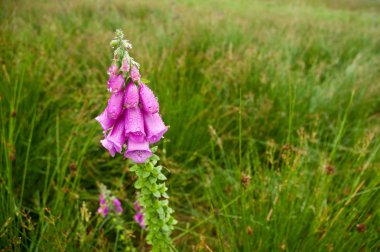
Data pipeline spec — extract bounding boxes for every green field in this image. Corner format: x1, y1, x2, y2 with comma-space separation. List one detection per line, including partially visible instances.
1, 0, 380, 251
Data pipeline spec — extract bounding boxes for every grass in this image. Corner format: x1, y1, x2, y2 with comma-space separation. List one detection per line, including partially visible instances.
1, 0, 380, 251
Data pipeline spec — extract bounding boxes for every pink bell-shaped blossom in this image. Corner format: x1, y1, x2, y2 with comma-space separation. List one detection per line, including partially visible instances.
113, 198, 123, 213
101, 116, 126, 156
108, 64, 118, 76
100, 138, 117, 157
124, 138, 152, 163
144, 112, 168, 144
124, 107, 145, 142
96, 110, 115, 132
124, 82, 139, 108
139, 83, 159, 114
97, 194, 109, 218
130, 65, 141, 82
106, 91, 124, 120
134, 212, 146, 229
120, 58, 130, 72
107, 74, 125, 93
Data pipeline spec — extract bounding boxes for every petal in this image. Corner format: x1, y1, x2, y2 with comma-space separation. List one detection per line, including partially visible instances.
124, 82, 139, 108
130, 65, 141, 82
100, 138, 117, 157
144, 112, 168, 144
106, 91, 124, 120
108, 115, 126, 153
124, 107, 145, 142
107, 74, 125, 93
96, 110, 115, 132
124, 138, 152, 163
139, 83, 159, 114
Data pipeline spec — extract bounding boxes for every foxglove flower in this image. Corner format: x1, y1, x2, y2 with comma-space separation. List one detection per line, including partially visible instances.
108, 64, 118, 76
121, 58, 130, 72
134, 212, 146, 229
144, 112, 168, 144
130, 65, 141, 82
100, 138, 117, 157
124, 138, 152, 163
133, 201, 145, 229
96, 110, 115, 132
124, 81, 139, 108
139, 83, 159, 114
101, 115, 126, 156
124, 107, 145, 142
133, 201, 142, 211
108, 74, 125, 93
106, 91, 124, 119
97, 194, 109, 218
113, 198, 123, 213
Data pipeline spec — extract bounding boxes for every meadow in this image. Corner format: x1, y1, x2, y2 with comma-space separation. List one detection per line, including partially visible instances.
0, 0, 380, 251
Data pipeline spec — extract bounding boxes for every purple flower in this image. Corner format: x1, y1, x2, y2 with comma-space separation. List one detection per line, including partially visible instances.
144, 112, 168, 144
124, 82, 139, 109
95, 110, 116, 132
133, 201, 142, 211
108, 64, 118, 76
101, 115, 126, 156
97, 194, 109, 218
133, 201, 145, 229
99, 194, 106, 205
108, 74, 125, 93
106, 91, 124, 120
134, 212, 146, 229
97, 206, 109, 218
124, 138, 152, 163
121, 59, 130, 72
113, 198, 123, 213
139, 83, 159, 114
100, 138, 117, 157
130, 65, 141, 82
124, 107, 145, 142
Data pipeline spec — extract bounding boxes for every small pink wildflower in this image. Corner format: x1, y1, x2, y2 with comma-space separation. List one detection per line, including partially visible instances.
130, 65, 141, 82
121, 58, 130, 72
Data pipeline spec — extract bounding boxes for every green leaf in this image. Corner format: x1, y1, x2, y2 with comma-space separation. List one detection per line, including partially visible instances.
161, 200, 169, 206
157, 207, 165, 219
157, 173, 167, 181
153, 191, 161, 198
149, 177, 157, 184
134, 179, 143, 189
159, 185, 166, 194
141, 187, 150, 195
162, 225, 170, 232
146, 163, 153, 172
152, 168, 159, 177
142, 171, 150, 178
129, 165, 139, 172
149, 183, 157, 192
141, 78, 150, 84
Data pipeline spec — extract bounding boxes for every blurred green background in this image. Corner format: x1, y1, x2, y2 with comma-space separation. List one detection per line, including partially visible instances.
0, 0, 379, 251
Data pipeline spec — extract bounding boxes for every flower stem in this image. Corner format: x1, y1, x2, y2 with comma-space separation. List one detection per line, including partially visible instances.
130, 154, 177, 251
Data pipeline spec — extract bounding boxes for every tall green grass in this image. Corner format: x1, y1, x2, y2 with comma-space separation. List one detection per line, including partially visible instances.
1, 0, 379, 251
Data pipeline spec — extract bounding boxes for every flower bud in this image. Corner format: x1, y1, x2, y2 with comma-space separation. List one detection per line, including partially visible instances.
110, 40, 118, 47
107, 74, 125, 93
130, 65, 141, 82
